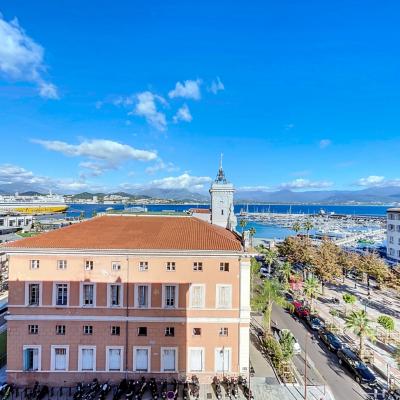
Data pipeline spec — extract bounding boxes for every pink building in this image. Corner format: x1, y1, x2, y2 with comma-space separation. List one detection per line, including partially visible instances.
3, 214, 251, 385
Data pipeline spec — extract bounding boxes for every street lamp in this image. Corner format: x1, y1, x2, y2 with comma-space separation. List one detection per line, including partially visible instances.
220, 347, 225, 379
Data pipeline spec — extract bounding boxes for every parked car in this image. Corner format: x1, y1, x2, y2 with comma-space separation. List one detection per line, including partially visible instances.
318, 329, 343, 352
336, 347, 377, 386
273, 328, 301, 355
305, 315, 324, 331
291, 300, 310, 318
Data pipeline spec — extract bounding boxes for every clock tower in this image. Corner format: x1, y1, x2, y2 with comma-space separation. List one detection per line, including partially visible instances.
209, 156, 237, 230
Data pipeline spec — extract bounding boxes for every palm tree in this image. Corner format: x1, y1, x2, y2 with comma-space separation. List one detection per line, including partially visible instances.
279, 330, 296, 362
303, 276, 319, 312
303, 220, 314, 237
263, 249, 277, 275
345, 310, 375, 356
279, 261, 292, 285
292, 222, 302, 235
239, 219, 248, 240
251, 279, 289, 332
249, 227, 256, 248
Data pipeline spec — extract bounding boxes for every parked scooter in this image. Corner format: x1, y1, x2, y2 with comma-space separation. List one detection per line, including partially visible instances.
182, 380, 190, 400
160, 379, 168, 400
149, 378, 158, 400
98, 382, 111, 400
212, 377, 222, 400
190, 375, 199, 399
125, 380, 136, 400
74, 383, 84, 400
230, 377, 238, 399
135, 377, 147, 400
113, 379, 127, 400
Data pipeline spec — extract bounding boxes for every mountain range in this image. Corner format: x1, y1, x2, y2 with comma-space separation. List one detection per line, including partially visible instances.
1, 184, 400, 204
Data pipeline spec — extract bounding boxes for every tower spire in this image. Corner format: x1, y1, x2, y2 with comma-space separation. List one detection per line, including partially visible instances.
215, 153, 227, 183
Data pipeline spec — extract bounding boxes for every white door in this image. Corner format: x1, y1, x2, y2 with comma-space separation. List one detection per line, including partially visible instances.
135, 349, 148, 371
215, 348, 230, 372
81, 348, 94, 371
189, 349, 203, 372
109, 349, 121, 371
163, 349, 176, 371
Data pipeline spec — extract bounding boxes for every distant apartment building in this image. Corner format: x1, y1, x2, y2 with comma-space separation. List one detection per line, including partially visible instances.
2, 165, 250, 385
387, 208, 400, 262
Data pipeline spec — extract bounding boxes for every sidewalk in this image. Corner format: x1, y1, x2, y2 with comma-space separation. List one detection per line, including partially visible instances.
313, 279, 400, 383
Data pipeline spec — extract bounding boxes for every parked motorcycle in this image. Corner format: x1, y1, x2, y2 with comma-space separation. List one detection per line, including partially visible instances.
98, 383, 111, 400
212, 377, 222, 400
113, 379, 127, 400
125, 380, 136, 400
74, 383, 84, 400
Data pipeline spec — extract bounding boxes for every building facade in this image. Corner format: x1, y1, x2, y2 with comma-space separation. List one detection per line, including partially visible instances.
3, 214, 250, 385
387, 208, 400, 262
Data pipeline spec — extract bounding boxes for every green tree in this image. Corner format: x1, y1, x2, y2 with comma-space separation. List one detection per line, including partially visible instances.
239, 219, 248, 240
279, 330, 295, 362
263, 249, 278, 275
249, 227, 256, 248
303, 276, 320, 312
360, 252, 389, 291
279, 261, 293, 285
252, 279, 289, 332
345, 310, 375, 356
303, 220, 314, 237
250, 257, 261, 300
292, 222, 302, 234
377, 315, 395, 339
342, 293, 357, 315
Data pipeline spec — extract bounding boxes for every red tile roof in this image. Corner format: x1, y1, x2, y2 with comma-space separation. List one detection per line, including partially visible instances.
4, 215, 242, 251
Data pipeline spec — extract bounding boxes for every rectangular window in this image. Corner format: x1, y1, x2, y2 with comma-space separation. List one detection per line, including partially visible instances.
139, 261, 148, 271
28, 283, 40, 306
80, 347, 95, 371
215, 348, 230, 372
166, 262, 176, 271
28, 324, 38, 335
193, 328, 201, 336
30, 260, 40, 269
137, 285, 149, 308
216, 285, 232, 309
165, 327, 175, 337
219, 327, 229, 336
57, 260, 67, 270
55, 283, 68, 306
111, 326, 120, 336
161, 348, 176, 372
107, 348, 122, 371
134, 347, 149, 372
190, 284, 205, 308
112, 261, 121, 271
390, 236, 394, 244
82, 284, 94, 306
138, 327, 147, 336
23, 347, 40, 371
110, 284, 121, 307
53, 347, 68, 371
189, 348, 204, 372
193, 262, 203, 271
83, 325, 93, 335
220, 262, 229, 272
56, 325, 66, 335
84, 260, 94, 270
164, 285, 177, 308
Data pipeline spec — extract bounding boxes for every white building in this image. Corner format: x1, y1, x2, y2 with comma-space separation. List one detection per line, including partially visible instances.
387, 208, 400, 262
209, 161, 237, 230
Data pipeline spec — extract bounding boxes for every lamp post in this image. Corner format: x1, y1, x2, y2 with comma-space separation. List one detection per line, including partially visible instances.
220, 347, 225, 380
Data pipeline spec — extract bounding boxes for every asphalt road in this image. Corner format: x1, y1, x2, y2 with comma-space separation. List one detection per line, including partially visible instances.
272, 305, 376, 400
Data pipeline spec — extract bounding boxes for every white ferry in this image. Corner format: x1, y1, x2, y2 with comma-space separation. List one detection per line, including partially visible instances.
0, 192, 69, 214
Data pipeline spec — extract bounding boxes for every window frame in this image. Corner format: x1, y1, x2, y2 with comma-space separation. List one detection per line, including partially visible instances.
193, 262, 203, 271
133, 346, 151, 372
30, 260, 40, 269
111, 326, 121, 336
134, 284, 151, 308
216, 284, 232, 309
189, 284, 205, 309
219, 262, 230, 272
50, 345, 69, 372
25, 282, 42, 307
84, 260, 94, 271
80, 283, 96, 307
28, 324, 38, 335
106, 346, 124, 372
83, 325, 93, 335
166, 262, 176, 272
219, 327, 229, 337
53, 282, 69, 307
188, 347, 205, 372
137, 326, 147, 336
57, 259, 67, 270
56, 325, 66, 335
23, 345, 41, 372
160, 346, 178, 372
107, 283, 123, 308
162, 284, 179, 309
111, 261, 121, 271
164, 326, 175, 337
139, 261, 149, 272
78, 345, 96, 372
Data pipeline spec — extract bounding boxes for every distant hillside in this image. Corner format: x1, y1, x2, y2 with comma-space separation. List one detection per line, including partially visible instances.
20, 191, 44, 196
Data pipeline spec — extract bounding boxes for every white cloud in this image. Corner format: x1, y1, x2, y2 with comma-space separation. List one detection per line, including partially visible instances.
208, 77, 224, 94
173, 104, 192, 123
33, 139, 157, 165
319, 139, 332, 149
355, 175, 400, 187
168, 79, 201, 100
279, 178, 333, 190
131, 91, 167, 131
0, 15, 58, 99
145, 160, 178, 175
0, 164, 48, 185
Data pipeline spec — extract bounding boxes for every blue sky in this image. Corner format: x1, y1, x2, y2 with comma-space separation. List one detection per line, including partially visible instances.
0, 1, 399, 193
